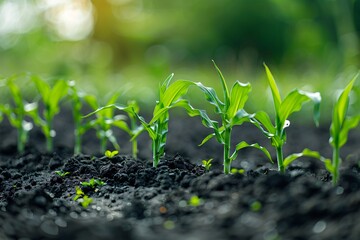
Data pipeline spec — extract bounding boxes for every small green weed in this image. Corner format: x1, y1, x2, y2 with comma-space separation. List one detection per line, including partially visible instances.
105, 150, 118, 158
54, 171, 70, 177
80, 178, 106, 189
202, 159, 213, 171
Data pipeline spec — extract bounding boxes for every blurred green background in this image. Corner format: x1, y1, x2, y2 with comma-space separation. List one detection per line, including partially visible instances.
0, 0, 360, 120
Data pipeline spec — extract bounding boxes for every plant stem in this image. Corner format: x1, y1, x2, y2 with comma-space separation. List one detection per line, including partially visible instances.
100, 136, 106, 154
74, 130, 81, 154
152, 139, 159, 167
17, 127, 25, 154
223, 127, 232, 174
132, 139, 138, 159
45, 111, 53, 152
332, 146, 340, 185
276, 146, 285, 173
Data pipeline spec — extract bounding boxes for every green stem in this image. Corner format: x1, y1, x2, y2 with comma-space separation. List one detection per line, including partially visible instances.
223, 127, 232, 174
332, 146, 340, 185
74, 130, 81, 154
152, 139, 159, 167
132, 139, 138, 159
45, 111, 53, 152
276, 146, 285, 173
17, 127, 25, 154
100, 136, 107, 154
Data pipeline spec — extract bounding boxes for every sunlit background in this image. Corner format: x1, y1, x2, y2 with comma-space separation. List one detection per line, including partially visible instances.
0, 0, 360, 117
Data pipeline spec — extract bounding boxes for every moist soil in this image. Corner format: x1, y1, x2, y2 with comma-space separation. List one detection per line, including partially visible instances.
0, 112, 359, 240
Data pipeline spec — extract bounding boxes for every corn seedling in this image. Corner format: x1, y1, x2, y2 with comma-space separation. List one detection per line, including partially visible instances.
0, 76, 38, 153
32, 77, 68, 152
251, 64, 322, 173
132, 74, 197, 167
325, 75, 360, 185
80, 178, 106, 189
68, 81, 93, 154
105, 150, 118, 158
84, 92, 128, 153
194, 62, 272, 174
84, 100, 143, 158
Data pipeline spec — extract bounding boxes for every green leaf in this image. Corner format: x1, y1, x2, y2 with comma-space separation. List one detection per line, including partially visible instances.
32, 76, 51, 103
330, 76, 357, 147
230, 141, 273, 163
227, 81, 251, 119
199, 133, 216, 146
84, 95, 99, 110
264, 64, 282, 113
7, 78, 23, 108
231, 109, 254, 126
324, 159, 335, 174
253, 111, 276, 136
195, 82, 224, 113
48, 80, 68, 117
159, 73, 174, 100
283, 148, 328, 168
279, 89, 321, 127
212, 60, 230, 108
337, 115, 360, 148
160, 80, 195, 108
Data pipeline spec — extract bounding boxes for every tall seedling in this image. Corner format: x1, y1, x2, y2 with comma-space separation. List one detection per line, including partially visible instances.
32, 77, 68, 152
194, 61, 272, 174
133, 74, 196, 167
326, 75, 360, 184
0, 76, 38, 153
68, 81, 94, 154
252, 64, 322, 172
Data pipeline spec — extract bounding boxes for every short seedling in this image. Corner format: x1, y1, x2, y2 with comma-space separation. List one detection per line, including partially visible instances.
194, 61, 272, 174
105, 150, 118, 158
73, 186, 93, 208
32, 77, 68, 152
188, 195, 203, 207
202, 159, 213, 171
84, 100, 143, 158
54, 171, 70, 177
84, 92, 124, 153
325, 75, 360, 185
80, 178, 106, 189
252, 64, 322, 173
0, 76, 38, 153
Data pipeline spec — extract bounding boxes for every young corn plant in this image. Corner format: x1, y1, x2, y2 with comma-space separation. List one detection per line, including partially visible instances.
132, 74, 198, 167
84, 92, 124, 153
251, 64, 322, 173
32, 77, 68, 152
0, 76, 38, 153
84, 94, 143, 155
325, 75, 360, 185
68, 81, 93, 154
194, 62, 272, 174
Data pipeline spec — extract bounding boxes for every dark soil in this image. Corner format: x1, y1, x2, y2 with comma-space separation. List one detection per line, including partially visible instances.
0, 113, 360, 240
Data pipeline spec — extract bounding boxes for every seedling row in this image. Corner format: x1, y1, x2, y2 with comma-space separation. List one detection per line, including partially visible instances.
0, 62, 359, 185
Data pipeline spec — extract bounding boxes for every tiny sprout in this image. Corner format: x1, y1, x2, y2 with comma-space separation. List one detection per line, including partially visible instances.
54, 171, 70, 177
80, 178, 106, 189
105, 150, 118, 158
250, 201, 262, 212
73, 186, 85, 201
230, 168, 245, 174
80, 196, 93, 208
188, 195, 203, 207
202, 159, 213, 171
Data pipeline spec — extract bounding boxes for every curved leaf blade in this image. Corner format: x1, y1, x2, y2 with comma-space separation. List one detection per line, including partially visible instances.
227, 81, 251, 119
279, 89, 321, 127
264, 64, 281, 113
231, 141, 272, 163
283, 148, 328, 168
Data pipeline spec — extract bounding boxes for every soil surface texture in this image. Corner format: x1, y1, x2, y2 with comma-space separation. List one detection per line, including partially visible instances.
0, 113, 359, 240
